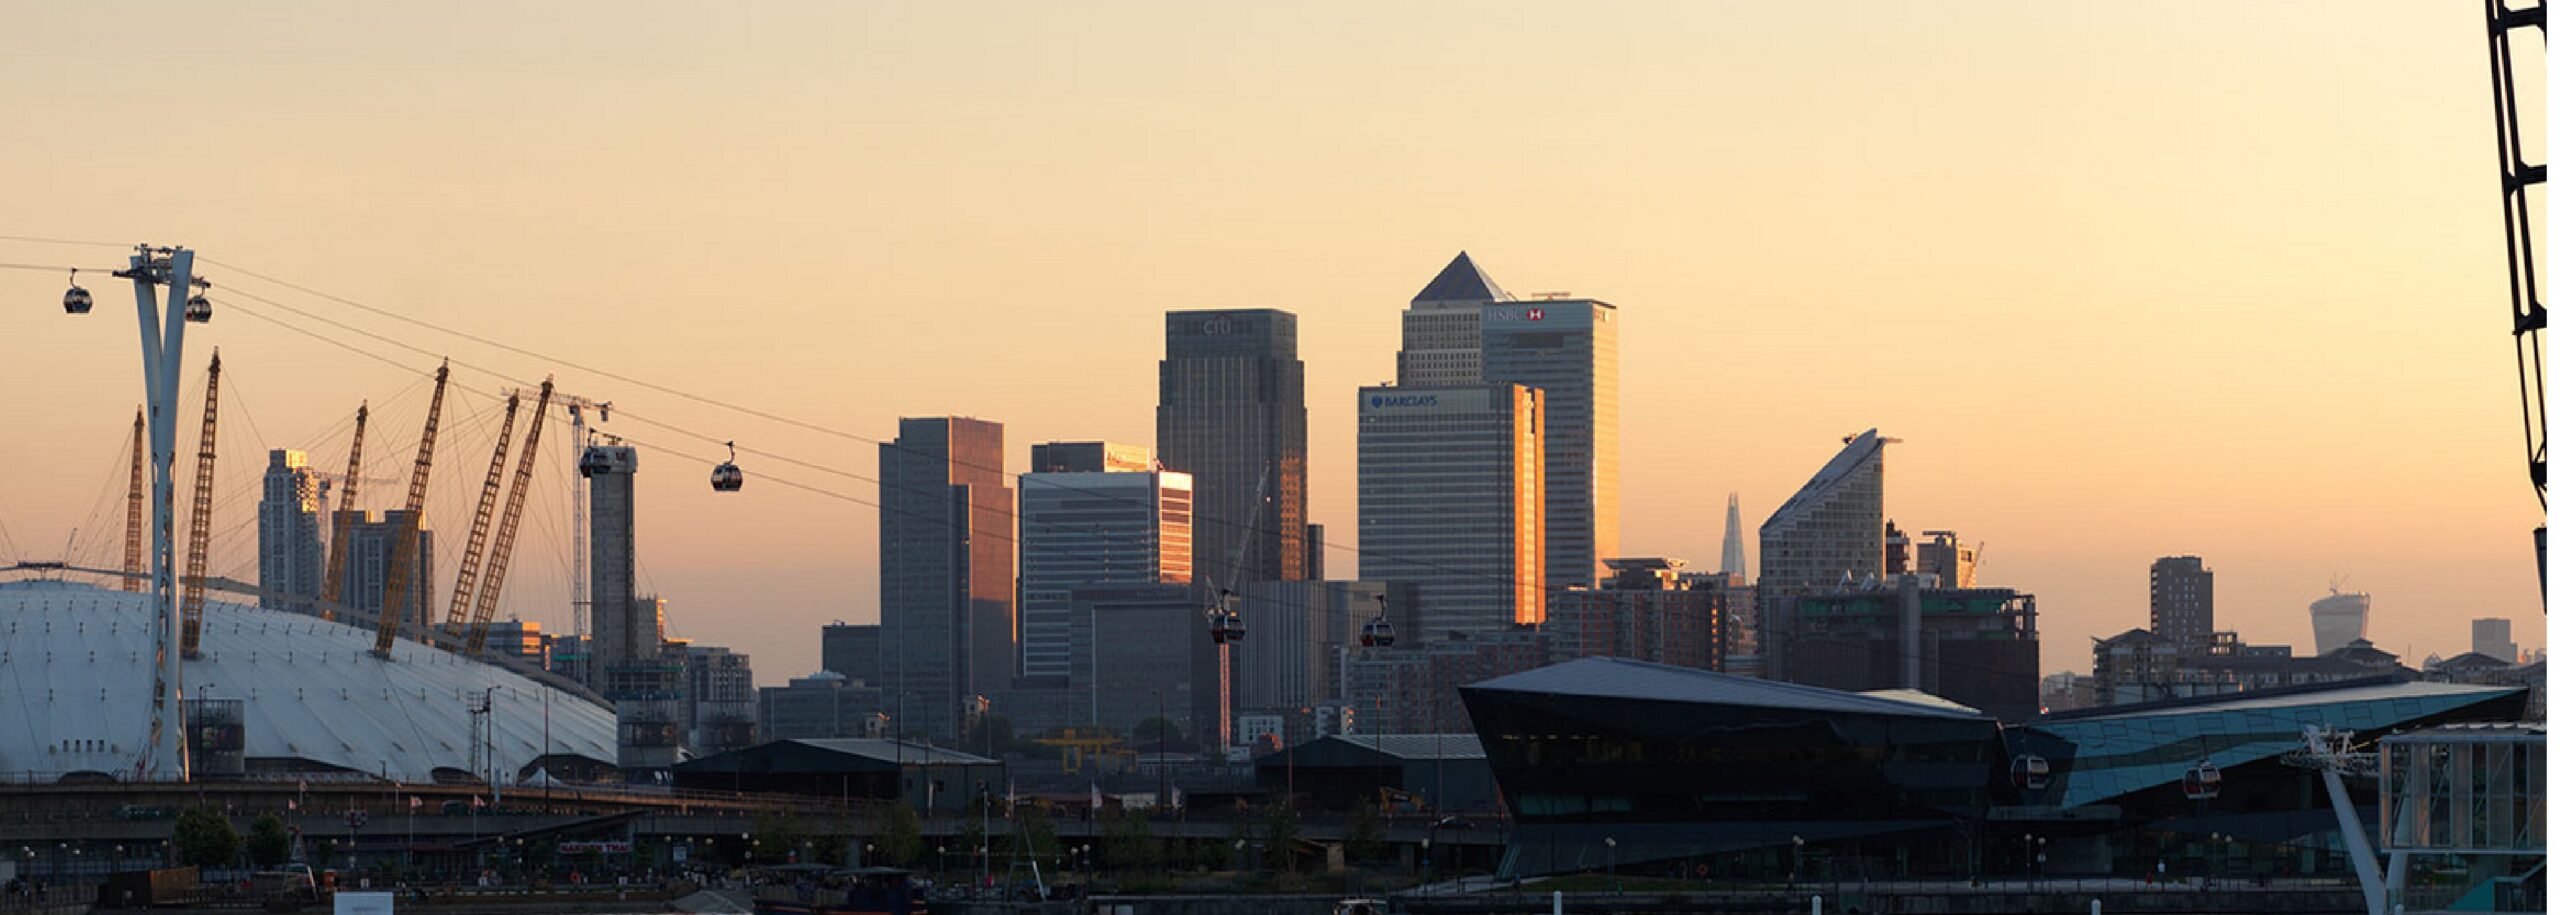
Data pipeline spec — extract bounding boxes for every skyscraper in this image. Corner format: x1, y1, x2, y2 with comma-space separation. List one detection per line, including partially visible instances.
1158, 310, 1308, 588
257, 449, 325, 614
1018, 461, 1193, 680
1758, 430, 1890, 598
820, 622, 880, 684
582, 444, 651, 676
2149, 556, 2215, 649
1720, 493, 1747, 578
1394, 254, 1621, 589
1481, 298, 1620, 590
1356, 383, 1544, 637
1757, 430, 1890, 680
2472, 617, 2518, 663
878, 417, 1015, 742
2309, 588, 2371, 656
1396, 251, 1510, 386
330, 509, 436, 635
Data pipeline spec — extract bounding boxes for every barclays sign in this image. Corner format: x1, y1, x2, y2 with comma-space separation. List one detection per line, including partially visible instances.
1368, 394, 1440, 408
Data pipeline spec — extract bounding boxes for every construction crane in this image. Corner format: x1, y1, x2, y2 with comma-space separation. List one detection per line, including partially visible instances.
317, 403, 368, 620
122, 408, 143, 592
466, 380, 555, 654
554, 393, 610, 639
178, 351, 220, 658
442, 391, 522, 634
371, 362, 450, 656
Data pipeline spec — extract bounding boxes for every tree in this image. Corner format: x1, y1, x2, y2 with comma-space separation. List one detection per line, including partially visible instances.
875, 804, 924, 868
246, 813, 293, 868
1018, 806, 1060, 861
1098, 808, 1159, 873
753, 812, 807, 864
1344, 801, 1386, 865
1257, 803, 1299, 872
172, 806, 239, 869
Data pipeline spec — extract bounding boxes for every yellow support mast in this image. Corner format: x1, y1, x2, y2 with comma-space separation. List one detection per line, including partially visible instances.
443, 392, 522, 634
318, 403, 368, 620
467, 379, 553, 655
123, 408, 145, 592
373, 362, 449, 656
179, 351, 220, 658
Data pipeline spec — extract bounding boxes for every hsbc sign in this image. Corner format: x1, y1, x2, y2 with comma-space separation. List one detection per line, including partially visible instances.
1485, 306, 1558, 323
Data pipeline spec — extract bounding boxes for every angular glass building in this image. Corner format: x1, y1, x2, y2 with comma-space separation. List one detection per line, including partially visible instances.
1462, 657, 2529, 881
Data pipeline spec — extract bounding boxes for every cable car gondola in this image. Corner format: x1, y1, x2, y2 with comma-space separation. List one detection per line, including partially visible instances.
2181, 759, 2221, 801
184, 291, 211, 323
578, 444, 614, 478
2010, 754, 2050, 791
1208, 589, 1245, 644
62, 269, 91, 314
711, 440, 745, 492
1359, 617, 1396, 648
1359, 592, 1396, 648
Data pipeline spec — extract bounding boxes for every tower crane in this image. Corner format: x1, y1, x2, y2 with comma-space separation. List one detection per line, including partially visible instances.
372, 362, 450, 656
553, 393, 610, 639
179, 351, 220, 658
442, 391, 522, 634
466, 380, 555, 654
318, 403, 368, 621
123, 408, 144, 592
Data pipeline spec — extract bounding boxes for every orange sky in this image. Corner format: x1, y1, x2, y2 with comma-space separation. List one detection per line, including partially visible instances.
0, 2, 2544, 684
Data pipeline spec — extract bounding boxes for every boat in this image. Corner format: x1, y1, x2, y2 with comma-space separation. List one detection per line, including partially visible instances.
749, 865, 921, 915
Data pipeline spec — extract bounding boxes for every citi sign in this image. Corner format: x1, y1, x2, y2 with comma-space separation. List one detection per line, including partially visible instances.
1369, 394, 1439, 408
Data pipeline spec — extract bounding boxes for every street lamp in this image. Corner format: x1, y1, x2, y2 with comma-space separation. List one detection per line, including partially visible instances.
1790, 835, 1804, 887
1419, 837, 1432, 896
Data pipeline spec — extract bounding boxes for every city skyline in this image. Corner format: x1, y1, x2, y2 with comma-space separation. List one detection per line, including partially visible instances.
0, 2, 2541, 685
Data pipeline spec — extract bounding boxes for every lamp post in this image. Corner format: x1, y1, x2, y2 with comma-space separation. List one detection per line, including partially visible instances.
1604, 837, 1617, 893
1790, 835, 1803, 887
1419, 837, 1431, 896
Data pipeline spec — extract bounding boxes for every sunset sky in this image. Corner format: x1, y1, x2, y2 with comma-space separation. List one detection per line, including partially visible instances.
0, 2, 2544, 683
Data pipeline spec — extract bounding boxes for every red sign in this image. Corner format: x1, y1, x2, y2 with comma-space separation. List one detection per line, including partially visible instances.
1525, 307, 1545, 321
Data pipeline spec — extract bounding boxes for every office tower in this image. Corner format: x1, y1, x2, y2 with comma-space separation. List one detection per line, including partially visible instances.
331, 509, 436, 634
1757, 430, 1891, 680
820, 622, 881, 684
1073, 582, 1219, 740
1030, 440, 1154, 474
2473, 618, 2519, 663
1720, 493, 1747, 578
1759, 430, 1890, 596
1786, 577, 2041, 720
1159, 309, 1308, 588
1481, 298, 1620, 589
1304, 523, 1325, 582
878, 417, 1014, 742
758, 672, 890, 740
2149, 556, 2215, 649
1396, 251, 1511, 386
1233, 579, 1413, 713
1547, 558, 1727, 671
257, 449, 325, 614
1916, 530, 1978, 588
2309, 589, 2372, 656
1344, 629, 1551, 734
1018, 465, 1193, 680
676, 642, 758, 754
582, 444, 653, 675
1356, 383, 1544, 637
1394, 253, 1619, 589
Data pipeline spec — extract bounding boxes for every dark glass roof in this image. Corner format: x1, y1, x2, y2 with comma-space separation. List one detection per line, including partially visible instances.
1412, 251, 1512, 304
1466, 656, 1988, 719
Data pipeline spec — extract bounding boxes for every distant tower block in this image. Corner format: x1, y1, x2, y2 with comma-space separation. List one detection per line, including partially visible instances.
2309, 588, 2370, 656
1720, 493, 1747, 578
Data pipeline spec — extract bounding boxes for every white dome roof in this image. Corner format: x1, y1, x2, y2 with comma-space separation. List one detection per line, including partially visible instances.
0, 579, 616, 783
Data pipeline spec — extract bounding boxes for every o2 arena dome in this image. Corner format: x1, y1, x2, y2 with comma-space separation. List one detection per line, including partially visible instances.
0, 579, 615, 783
